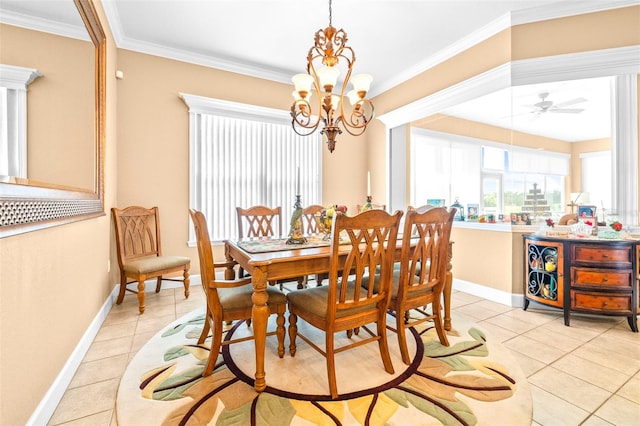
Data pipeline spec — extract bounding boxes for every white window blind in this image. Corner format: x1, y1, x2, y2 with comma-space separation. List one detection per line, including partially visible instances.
182, 94, 322, 242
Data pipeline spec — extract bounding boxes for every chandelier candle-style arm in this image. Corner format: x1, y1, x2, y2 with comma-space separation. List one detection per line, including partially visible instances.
290, 0, 374, 153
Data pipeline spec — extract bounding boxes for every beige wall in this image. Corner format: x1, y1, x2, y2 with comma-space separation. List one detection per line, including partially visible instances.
0, 24, 95, 189
0, 1, 119, 424
0, 4, 638, 425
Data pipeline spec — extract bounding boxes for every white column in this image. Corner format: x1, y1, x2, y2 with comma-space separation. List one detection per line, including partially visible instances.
612, 75, 639, 226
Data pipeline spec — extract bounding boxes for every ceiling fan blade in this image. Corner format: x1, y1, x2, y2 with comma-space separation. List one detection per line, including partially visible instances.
550, 108, 584, 113
554, 97, 587, 108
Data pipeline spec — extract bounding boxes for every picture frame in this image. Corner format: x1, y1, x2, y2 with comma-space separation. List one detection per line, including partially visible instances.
510, 212, 531, 225
578, 205, 597, 219
426, 198, 446, 208
467, 204, 479, 220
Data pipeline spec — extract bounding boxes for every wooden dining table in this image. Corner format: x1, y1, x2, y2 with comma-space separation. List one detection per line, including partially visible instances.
224, 235, 454, 392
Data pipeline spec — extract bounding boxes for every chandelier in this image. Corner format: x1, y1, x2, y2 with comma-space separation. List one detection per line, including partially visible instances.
290, 0, 374, 153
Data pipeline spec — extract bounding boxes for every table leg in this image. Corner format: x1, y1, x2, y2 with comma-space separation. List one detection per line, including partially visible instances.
223, 244, 236, 280
444, 241, 454, 331
443, 271, 452, 331
250, 267, 269, 392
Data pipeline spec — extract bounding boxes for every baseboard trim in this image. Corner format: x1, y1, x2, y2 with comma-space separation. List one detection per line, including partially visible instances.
27, 286, 119, 426
452, 278, 525, 308
28, 277, 203, 425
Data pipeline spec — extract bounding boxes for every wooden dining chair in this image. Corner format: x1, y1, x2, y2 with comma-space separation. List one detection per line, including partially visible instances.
390, 207, 455, 364
301, 204, 325, 235
111, 206, 191, 314
236, 205, 282, 239
287, 209, 403, 398
189, 209, 286, 377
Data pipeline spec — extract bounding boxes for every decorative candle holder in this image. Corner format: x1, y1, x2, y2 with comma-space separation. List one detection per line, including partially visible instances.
286, 194, 307, 245
361, 195, 373, 212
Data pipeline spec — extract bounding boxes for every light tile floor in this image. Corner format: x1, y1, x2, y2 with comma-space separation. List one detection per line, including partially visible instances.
48, 285, 640, 426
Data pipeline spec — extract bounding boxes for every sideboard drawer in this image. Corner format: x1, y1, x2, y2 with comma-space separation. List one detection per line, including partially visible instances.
571, 290, 633, 313
571, 267, 633, 289
571, 245, 632, 266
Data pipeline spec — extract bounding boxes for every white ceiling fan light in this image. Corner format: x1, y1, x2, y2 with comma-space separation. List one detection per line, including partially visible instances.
527, 91, 587, 115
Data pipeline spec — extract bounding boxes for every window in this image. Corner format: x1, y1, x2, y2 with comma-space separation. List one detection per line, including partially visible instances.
0, 64, 41, 178
182, 94, 322, 242
411, 128, 569, 217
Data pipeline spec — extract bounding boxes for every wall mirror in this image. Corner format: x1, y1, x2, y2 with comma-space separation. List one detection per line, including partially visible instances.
0, 0, 105, 238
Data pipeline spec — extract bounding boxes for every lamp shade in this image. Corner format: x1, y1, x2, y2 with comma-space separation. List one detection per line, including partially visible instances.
317, 66, 340, 90
351, 73, 373, 93
292, 73, 314, 96
346, 90, 360, 105
291, 90, 312, 102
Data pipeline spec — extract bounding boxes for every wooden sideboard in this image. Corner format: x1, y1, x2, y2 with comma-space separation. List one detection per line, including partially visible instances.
523, 234, 638, 332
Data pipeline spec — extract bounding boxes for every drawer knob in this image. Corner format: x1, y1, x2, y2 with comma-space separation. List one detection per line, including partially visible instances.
602, 253, 609, 258
603, 276, 608, 282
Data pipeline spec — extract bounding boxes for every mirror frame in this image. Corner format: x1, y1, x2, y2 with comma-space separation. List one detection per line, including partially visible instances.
0, 0, 105, 238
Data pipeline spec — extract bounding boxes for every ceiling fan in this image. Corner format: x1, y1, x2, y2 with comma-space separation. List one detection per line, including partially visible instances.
526, 92, 587, 115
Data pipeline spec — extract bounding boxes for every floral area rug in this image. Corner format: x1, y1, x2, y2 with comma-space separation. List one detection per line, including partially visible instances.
116, 308, 532, 425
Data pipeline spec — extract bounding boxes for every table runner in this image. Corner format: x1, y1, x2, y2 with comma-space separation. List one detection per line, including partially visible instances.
237, 235, 332, 253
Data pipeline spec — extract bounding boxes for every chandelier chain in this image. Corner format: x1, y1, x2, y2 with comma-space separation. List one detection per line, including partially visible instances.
328, 0, 332, 26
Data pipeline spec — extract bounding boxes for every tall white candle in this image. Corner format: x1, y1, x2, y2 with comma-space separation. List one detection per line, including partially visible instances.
296, 166, 300, 194
367, 171, 371, 196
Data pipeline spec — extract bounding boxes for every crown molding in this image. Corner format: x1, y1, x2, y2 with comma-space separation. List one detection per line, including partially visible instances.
0, 9, 89, 41
179, 93, 293, 125
377, 46, 640, 129
377, 63, 512, 128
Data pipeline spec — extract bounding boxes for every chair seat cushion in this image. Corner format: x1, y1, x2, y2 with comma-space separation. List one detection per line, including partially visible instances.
219, 284, 287, 310
123, 256, 190, 274
364, 265, 432, 304
287, 283, 377, 319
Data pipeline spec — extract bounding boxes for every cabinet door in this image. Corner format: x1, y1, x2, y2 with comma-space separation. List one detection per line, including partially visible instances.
525, 239, 564, 308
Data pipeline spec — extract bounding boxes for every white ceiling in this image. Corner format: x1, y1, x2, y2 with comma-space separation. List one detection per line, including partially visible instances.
1, 0, 636, 141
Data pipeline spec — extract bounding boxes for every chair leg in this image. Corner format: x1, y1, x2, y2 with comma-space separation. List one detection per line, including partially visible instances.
183, 267, 190, 299
137, 279, 146, 314
203, 319, 223, 377
116, 272, 127, 304
326, 332, 338, 399
276, 308, 285, 358
377, 316, 395, 374
198, 318, 210, 345
433, 301, 450, 346
155, 277, 162, 293
288, 312, 298, 357
397, 310, 411, 365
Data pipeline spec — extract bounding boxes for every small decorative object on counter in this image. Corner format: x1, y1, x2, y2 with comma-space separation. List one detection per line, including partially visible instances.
286, 195, 307, 245
546, 218, 555, 228
361, 196, 372, 212
316, 204, 347, 240
610, 221, 623, 232
450, 198, 465, 221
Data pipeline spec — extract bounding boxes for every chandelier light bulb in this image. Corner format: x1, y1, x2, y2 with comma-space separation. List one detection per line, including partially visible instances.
346, 90, 360, 106
351, 73, 373, 94
317, 66, 340, 92
292, 73, 314, 98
